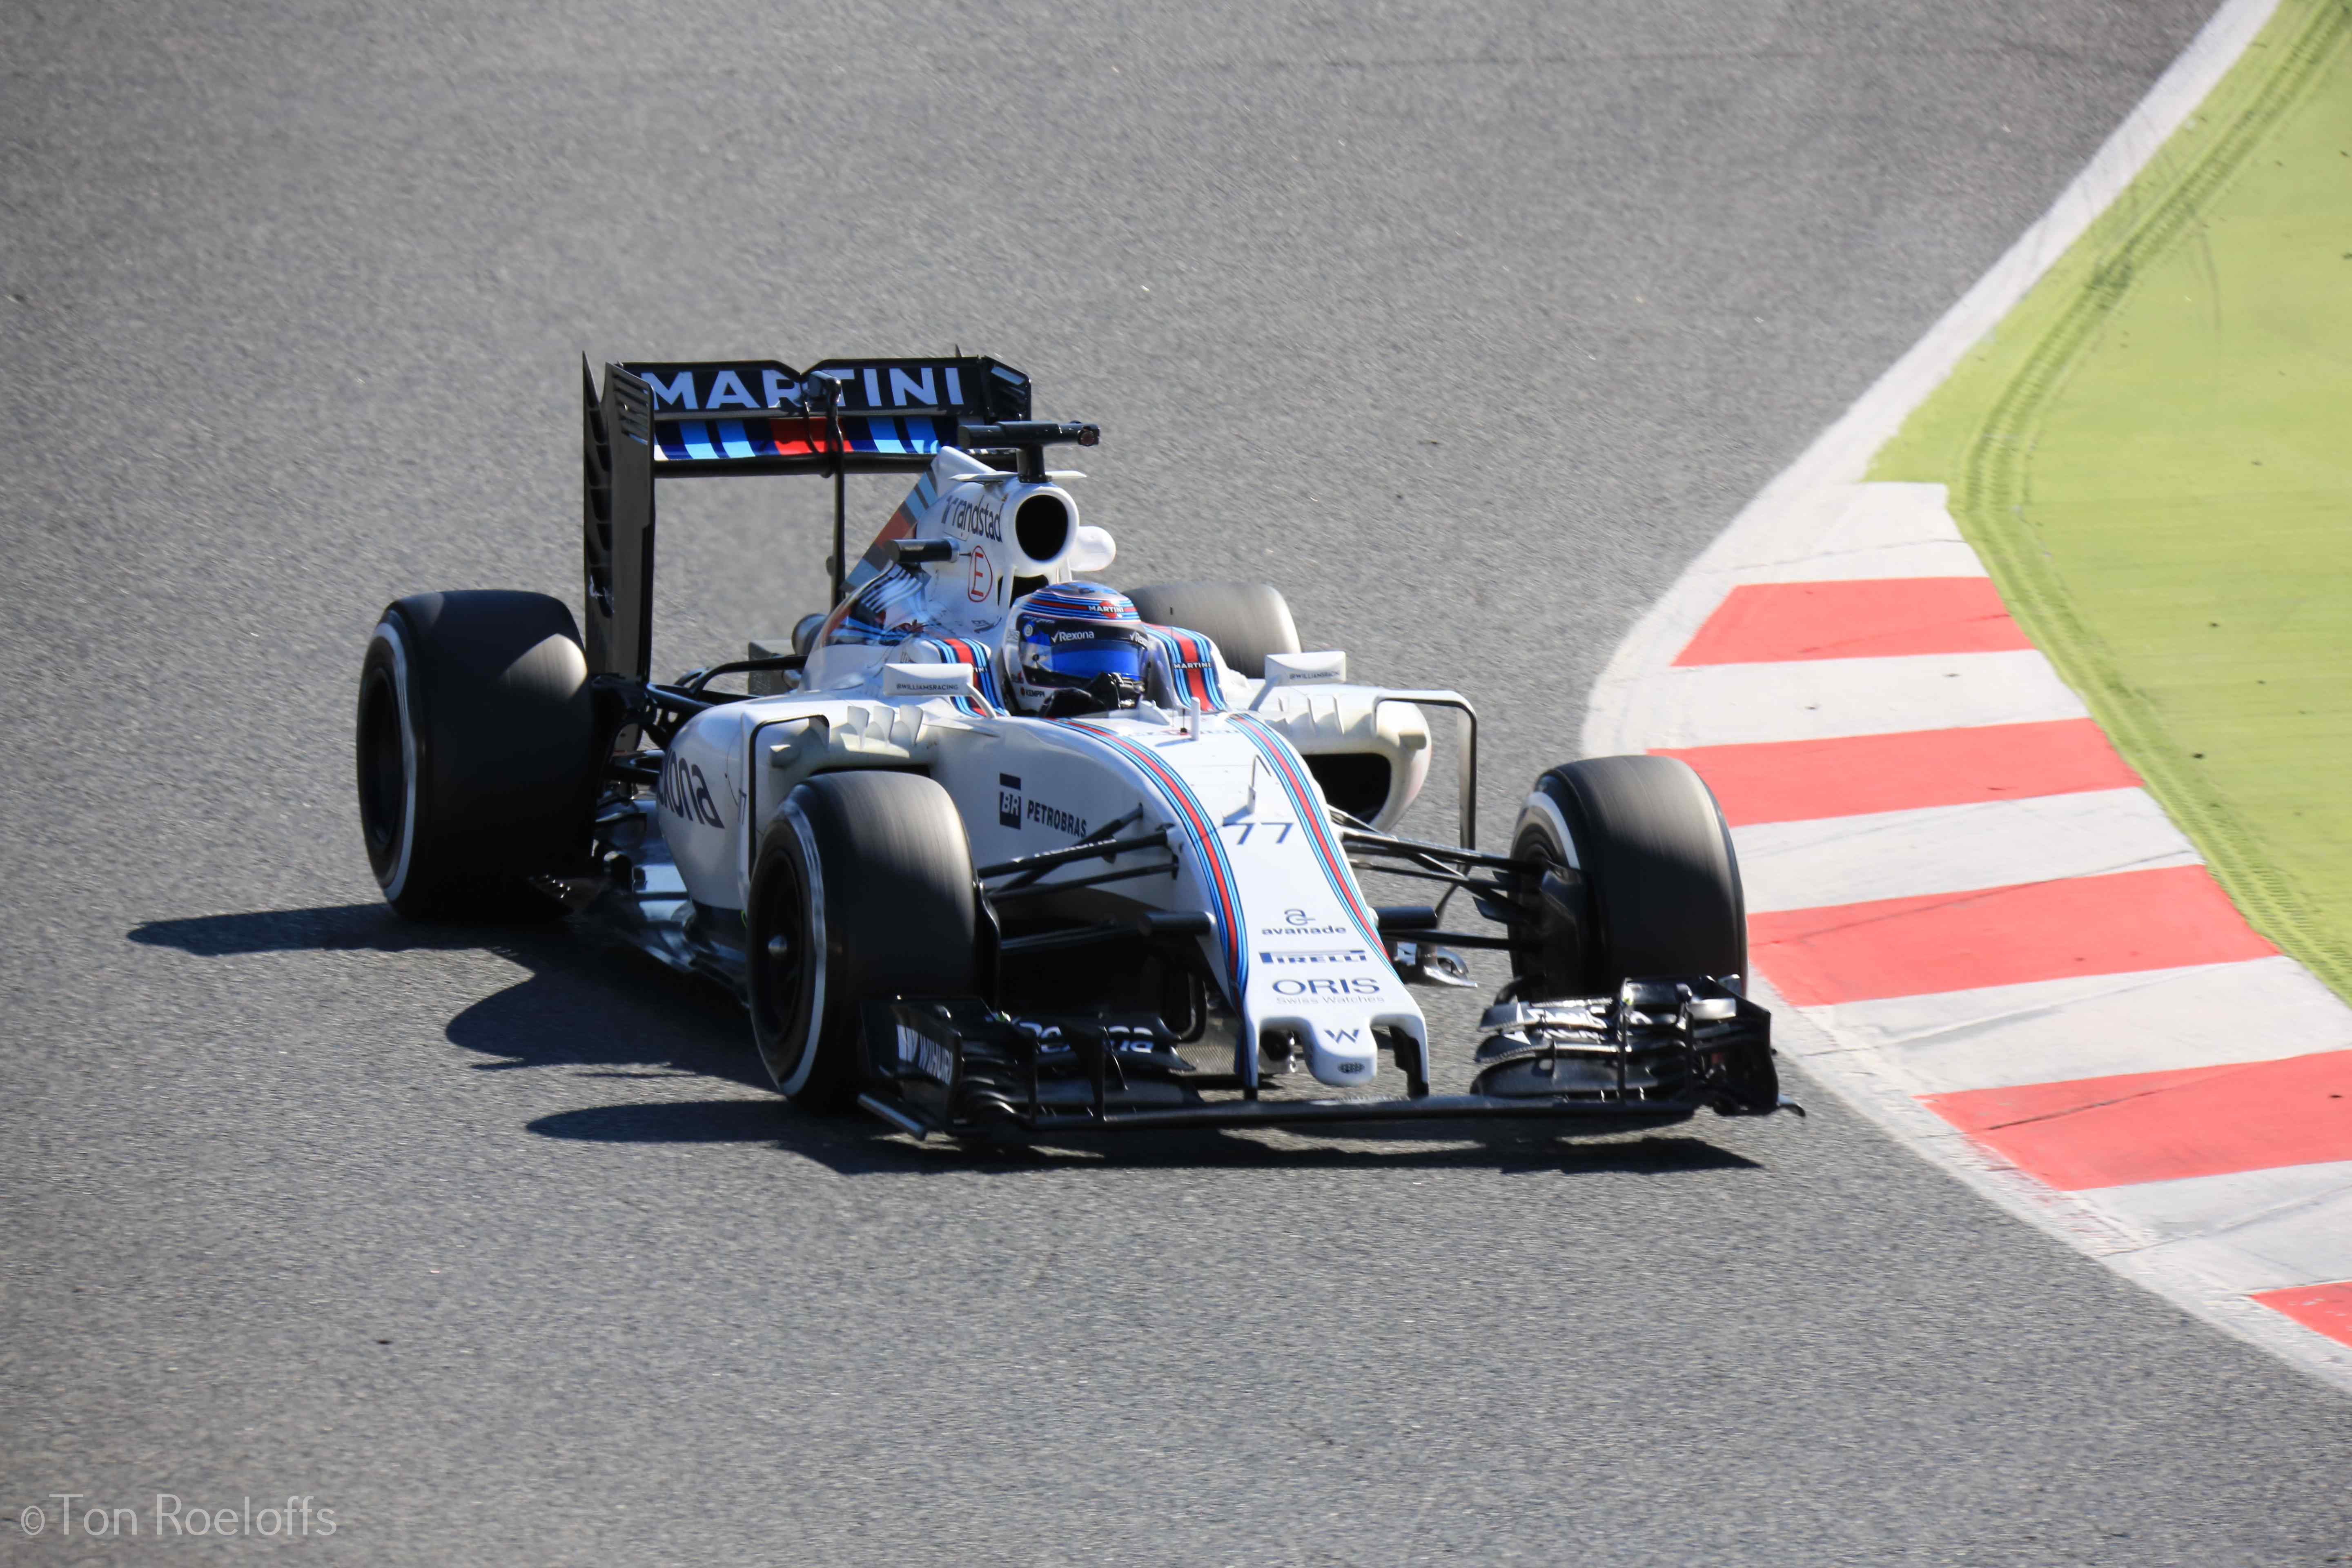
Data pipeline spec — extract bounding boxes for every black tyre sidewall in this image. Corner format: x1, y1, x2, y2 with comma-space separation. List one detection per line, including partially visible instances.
747, 797, 828, 1100
1513, 755, 1746, 996
355, 590, 595, 920
359, 607, 441, 917
747, 771, 981, 1109
1507, 799, 1582, 1000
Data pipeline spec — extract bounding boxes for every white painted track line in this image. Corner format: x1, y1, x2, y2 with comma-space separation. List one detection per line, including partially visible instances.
1735, 788, 2201, 913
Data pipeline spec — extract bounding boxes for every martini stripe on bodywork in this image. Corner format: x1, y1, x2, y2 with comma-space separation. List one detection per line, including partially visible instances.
915, 635, 1004, 718
1227, 713, 1384, 951
1140, 625, 1226, 712
1062, 721, 1247, 990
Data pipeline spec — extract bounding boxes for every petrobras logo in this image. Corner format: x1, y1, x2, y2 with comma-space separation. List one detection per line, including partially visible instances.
1258, 948, 1371, 966
998, 773, 1022, 829
1025, 798, 1087, 837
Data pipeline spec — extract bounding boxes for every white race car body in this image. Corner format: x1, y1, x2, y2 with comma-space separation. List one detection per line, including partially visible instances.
645, 446, 1448, 1089
356, 356, 1787, 1138
403, 353, 1797, 1137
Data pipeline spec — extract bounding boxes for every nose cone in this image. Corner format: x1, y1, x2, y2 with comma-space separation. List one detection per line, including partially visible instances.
1298, 1018, 1381, 1087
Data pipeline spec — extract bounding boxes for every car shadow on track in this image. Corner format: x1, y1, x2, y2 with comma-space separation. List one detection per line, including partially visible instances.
127, 902, 770, 1091
130, 905, 1764, 1178
528, 1098, 1763, 1177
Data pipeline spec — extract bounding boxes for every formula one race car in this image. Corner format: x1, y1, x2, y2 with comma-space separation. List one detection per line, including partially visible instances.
354, 352, 1793, 1138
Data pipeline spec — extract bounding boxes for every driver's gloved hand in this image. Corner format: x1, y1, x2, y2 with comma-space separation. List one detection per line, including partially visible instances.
1040, 672, 1145, 719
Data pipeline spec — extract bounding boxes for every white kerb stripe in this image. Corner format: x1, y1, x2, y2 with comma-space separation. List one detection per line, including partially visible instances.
1798, 955, 2351, 1094
1717, 482, 1989, 585
2093, 1160, 2352, 1294
1640, 648, 2090, 749
1734, 788, 2200, 914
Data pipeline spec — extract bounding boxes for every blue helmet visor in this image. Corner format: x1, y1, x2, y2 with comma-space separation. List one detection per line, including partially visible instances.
1022, 620, 1150, 688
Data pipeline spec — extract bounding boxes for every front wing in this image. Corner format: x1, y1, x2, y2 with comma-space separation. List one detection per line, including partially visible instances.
857, 978, 1797, 1139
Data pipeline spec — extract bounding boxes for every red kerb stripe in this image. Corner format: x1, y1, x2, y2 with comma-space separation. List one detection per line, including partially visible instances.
1658, 719, 2140, 826
1922, 1051, 2352, 1189
1674, 578, 2031, 665
1751, 864, 2274, 1006
2252, 1281, 2352, 1348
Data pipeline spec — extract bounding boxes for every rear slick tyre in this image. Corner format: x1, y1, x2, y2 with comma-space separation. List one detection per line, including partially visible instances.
1508, 755, 1746, 1000
355, 590, 597, 921
1123, 581, 1301, 679
746, 771, 981, 1110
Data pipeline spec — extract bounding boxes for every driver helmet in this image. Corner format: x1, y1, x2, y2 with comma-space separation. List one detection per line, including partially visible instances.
1007, 582, 1153, 713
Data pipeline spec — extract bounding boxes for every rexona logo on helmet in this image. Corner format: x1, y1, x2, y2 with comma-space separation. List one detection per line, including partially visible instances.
1007, 582, 1154, 717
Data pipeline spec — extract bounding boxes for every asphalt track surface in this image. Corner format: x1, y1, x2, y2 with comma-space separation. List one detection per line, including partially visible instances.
6, 3, 2349, 1562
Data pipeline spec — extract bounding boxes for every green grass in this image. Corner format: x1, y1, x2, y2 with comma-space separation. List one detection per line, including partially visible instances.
1871, 0, 2352, 1001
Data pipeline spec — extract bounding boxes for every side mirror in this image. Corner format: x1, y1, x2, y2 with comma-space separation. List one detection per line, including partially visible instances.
790, 612, 827, 656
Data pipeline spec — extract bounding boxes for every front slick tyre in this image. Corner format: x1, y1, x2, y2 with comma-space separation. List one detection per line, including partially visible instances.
746, 771, 980, 1111
1510, 754, 1745, 1000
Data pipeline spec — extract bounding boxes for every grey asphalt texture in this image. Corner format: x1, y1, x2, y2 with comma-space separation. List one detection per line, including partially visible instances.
7, 2, 2350, 1563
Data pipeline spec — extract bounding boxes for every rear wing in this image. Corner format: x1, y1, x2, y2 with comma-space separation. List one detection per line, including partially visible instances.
580, 354, 1031, 681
